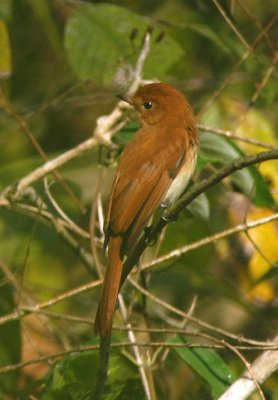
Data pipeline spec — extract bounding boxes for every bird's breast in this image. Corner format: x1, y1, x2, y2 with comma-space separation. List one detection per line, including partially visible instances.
162, 146, 197, 207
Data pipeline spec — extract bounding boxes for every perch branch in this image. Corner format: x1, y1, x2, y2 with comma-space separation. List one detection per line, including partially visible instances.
121, 149, 278, 285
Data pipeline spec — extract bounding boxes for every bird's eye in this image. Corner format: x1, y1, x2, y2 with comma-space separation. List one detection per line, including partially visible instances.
143, 101, 153, 110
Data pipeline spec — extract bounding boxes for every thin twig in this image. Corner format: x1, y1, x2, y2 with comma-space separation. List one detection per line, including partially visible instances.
127, 278, 277, 348
7, 307, 278, 354
118, 295, 154, 400
0, 260, 33, 306
0, 116, 128, 206
128, 32, 151, 94
198, 14, 277, 115
235, 0, 275, 53
211, 0, 250, 49
43, 177, 89, 239
235, 50, 278, 129
198, 124, 278, 150
1, 338, 277, 376
0, 86, 85, 212
90, 170, 106, 277
0, 279, 101, 327
141, 212, 278, 271
221, 339, 265, 400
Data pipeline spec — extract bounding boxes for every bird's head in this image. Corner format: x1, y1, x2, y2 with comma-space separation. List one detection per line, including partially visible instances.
117, 83, 195, 128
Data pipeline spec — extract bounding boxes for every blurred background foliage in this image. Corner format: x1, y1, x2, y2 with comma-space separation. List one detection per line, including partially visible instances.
0, 0, 277, 398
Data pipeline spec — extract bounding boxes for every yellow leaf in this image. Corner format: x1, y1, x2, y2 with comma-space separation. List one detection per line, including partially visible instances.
228, 198, 277, 304
0, 19, 11, 78
246, 208, 278, 303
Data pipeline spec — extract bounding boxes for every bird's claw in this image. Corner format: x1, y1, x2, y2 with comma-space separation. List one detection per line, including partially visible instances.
162, 212, 177, 223
144, 226, 157, 247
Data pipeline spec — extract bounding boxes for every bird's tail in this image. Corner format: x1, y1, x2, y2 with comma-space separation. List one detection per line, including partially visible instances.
94, 236, 123, 337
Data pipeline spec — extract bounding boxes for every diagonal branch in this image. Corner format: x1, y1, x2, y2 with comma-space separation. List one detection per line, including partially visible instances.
121, 149, 278, 285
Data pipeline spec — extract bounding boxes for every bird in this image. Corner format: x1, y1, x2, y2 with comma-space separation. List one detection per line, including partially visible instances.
94, 82, 199, 337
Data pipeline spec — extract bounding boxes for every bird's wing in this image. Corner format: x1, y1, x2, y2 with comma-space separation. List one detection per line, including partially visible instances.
105, 126, 186, 253
122, 168, 171, 255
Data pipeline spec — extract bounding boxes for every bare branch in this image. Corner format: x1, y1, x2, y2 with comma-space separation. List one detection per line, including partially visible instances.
118, 295, 154, 400
198, 124, 278, 150
0, 87, 85, 211
219, 335, 278, 400
126, 278, 278, 348
211, 0, 250, 49
0, 136, 97, 205
221, 340, 265, 400
142, 212, 278, 271
0, 339, 277, 376
128, 32, 151, 93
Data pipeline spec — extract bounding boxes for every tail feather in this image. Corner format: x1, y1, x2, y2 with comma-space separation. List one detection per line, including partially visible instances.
94, 236, 123, 337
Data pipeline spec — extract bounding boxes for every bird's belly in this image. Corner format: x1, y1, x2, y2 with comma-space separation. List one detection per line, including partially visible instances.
162, 151, 197, 207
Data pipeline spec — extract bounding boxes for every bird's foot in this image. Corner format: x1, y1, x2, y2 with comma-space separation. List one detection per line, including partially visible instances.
144, 226, 157, 247
162, 212, 177, 223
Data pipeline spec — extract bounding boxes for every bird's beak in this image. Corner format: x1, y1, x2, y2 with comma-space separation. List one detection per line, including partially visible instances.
116, 93, 133, 105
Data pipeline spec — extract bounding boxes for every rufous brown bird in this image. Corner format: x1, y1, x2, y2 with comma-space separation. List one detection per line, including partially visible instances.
94, 82, 198, 337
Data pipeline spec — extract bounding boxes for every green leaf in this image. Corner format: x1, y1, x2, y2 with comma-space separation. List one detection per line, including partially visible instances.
41, 350, 98, 399
169, 336, 234, 398
40, 349, 144, 399
199, 131, 275, 207
0, 19, 11, 78
64, 3, 183, 83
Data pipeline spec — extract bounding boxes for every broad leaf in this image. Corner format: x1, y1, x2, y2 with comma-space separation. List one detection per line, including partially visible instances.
64, 3, 183, 84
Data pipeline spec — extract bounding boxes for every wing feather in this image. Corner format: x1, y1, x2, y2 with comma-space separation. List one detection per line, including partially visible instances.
105, 125, 187, 252
123, 170, 171, 255
110, 162, 163, 232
